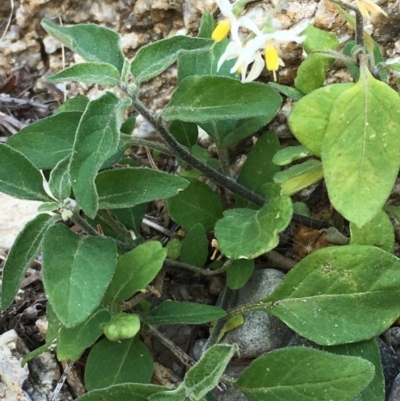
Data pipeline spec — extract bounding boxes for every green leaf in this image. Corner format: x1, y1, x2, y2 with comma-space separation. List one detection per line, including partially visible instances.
273, 160, 324, 196
288, 83, 355, 156
103, 241, 166, 305
268, 82, 303, 101
145, 301, 226, 325
184, 344, 237, 400
198, 13, 216, 38
236, 132, 280, 209
6, 111, 81, 169
321, 68, 400, 227
234, 347, 374, 401
49, 156, 71, 200
120, 116, 137, 135
57, 308, 112, 361
42, 224, 117, 327
1, 214, 56, 309
302, 25, 339, 53
96, 168, 189, 210
162, 76, 281, 123
75, 384, 164, 401
69, 92, 131, 218
169, 120, 198, 150
226, 259, 254, 290
85, 336, 153, 391
272, 145, 312, 166
295, 54, 329, 94
112, 204, 147, 236
148, 386, 187, 401
325, 339, 384, 401
350, 209, 394, 253
180, 223, 208, 267
166, 180, 223, 231
0, 144, 52, 201
131, 36, 213, 84
55, 95, 89, 114
41, 19, 125, 72
215, 184, 292, 259
263, 245, 400, 345
47, 62, 120, 86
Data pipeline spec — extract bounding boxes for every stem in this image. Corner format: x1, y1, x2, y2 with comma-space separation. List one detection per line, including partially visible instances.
164, 258, 232, 276
131, 98, 266, 207
212, 121, 231, 177
227, 300, 266, 318
98, 210, 135, 244
71, 214, 100, 236
122, 137, 175, 156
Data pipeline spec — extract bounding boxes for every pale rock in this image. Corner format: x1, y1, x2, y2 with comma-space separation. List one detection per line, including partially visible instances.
43, 35, 61, 54
315, 0, 347, 30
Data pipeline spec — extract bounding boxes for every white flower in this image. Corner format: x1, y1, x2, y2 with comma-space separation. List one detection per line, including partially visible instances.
218, 21, 308, 82
212, 0, 261, 43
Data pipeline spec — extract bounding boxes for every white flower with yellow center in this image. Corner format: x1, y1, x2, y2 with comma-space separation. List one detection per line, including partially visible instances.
212, 0, 261, 43
218, 22, 308, 82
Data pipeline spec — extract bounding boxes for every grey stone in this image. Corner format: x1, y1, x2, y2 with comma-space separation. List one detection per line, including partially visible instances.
223, 269, 294, 359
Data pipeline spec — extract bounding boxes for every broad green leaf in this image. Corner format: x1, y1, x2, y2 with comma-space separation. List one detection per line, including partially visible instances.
96, 168, 189, 210
0, 144, 52, 201
191, 145, 221, 171
180, 224, 208, 267
184, 344, 238, 400
69, 92, 131, 218
169, 120, 198, 150
85, 336, 153, 391
222, 116, 271, 148
131, 36, 213, 84
321, 68, 400, 227
302, 25, 339, 53
49, 156, 71, 200
103, 241, 166, 305
268, 82, 303, 101
263, 245, 400, 345
76, 384, 164, 401
112, 203, 147, 236
295, 54, 329, 94
235, 347, 374, 401
199, 119, 237, 144
145, 301, 226, 325
120, 116, 137, 135
215, 184, 292, 259
41, 19, 125, 72
57, 308, 111, 361
47, 62, 120, 86
325, 339, 384, 401
1, 214, 56, 309
226, 259, 254, 290
288, 83, 355, 156
42, 224, 117, 327
162, 76, 281, 123
166, 180, 223, 231
55, 95, 89, 114
236, 132, 280, 209
102, 312, 140, 341
6, 111, 81, 169
272, 145, 312, 166
273, 160, 324, 196
350, 209, 394, 253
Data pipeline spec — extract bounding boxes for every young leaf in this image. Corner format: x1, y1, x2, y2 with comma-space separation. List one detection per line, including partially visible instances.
350, 209, 394, 253
162, 76, 282, 123
102, 241, 166, 305
145, 301, 226, 325
96, 168, 189, 210
198, 13, 216, 38
288, 83, 354, 156
69, 92, 131, 218
166, 180, 223, 231
295, 54, 329, 94
1, 214, 56, 309
268, 82, 303, 101
102, 312, 140, 342
180, 223, 208, 267
234, 347, 374, 401
85, 336, 153, 390
0, 144, 52, 201
47, 62, 120, 86
236, 132, 280, 209
57, 308, 112, 361
272, 145, 312, 166
42, 224, 117, 327
263, 245, 400, 345
302, 25, 339, 53
6, 112, 82, 169
41, 19, 125, 72
226, 259, 254, 290
75, 384, 164, 401
325, 339, 384, 401
215, 184, 292, 259
321, 68, 400, 227
131, 36, 213, 84
184, 344, 238, 400
49, 156, 71, 201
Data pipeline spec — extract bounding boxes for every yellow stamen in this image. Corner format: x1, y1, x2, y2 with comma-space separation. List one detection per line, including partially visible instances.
264, 40, 279, 81
212, 19, 231, 42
